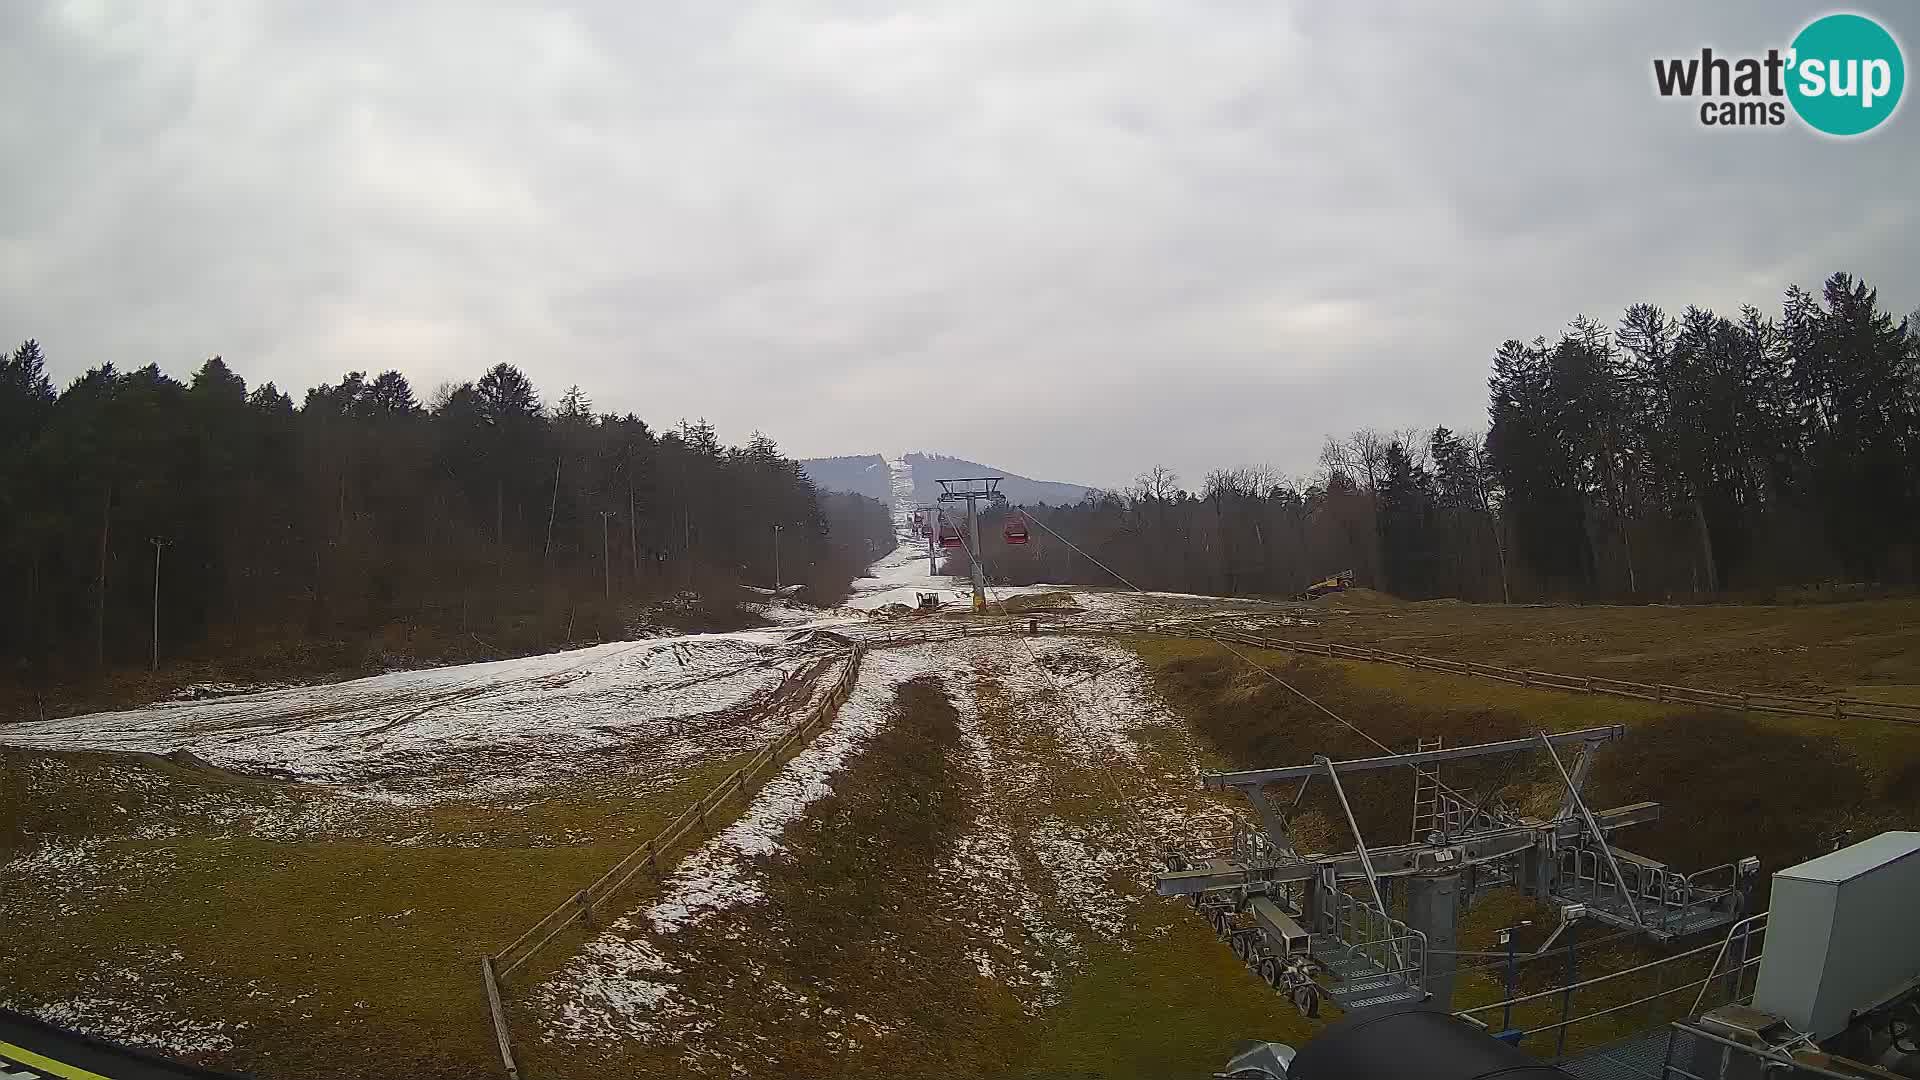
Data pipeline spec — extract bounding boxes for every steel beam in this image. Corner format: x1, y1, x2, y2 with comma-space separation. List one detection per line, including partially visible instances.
1154, 802, 1660, 897
1318, 754, 1402, 974
1537, 730, 1643, 928
1202, 725, 1626, 790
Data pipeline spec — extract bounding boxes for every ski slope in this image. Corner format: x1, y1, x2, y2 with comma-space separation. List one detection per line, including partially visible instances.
844, 456, 971, 611
0, 630, 846, 805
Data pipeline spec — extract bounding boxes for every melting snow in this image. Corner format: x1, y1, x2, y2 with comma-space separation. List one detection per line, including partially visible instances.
647, 648, 935, 935
535, 647, 943, 1042
0, 630, 838, 804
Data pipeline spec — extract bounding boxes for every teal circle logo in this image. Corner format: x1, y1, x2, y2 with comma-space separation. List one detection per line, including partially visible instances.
1787, 13, 1905, 136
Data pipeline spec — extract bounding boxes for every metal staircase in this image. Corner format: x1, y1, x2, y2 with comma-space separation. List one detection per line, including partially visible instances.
1310, 879, 1427, 1009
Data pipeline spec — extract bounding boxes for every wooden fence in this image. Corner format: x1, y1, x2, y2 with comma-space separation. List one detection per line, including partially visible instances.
480, 645, 867, 1078
1093, 621, 1920, 728
844, 615, 1919, 727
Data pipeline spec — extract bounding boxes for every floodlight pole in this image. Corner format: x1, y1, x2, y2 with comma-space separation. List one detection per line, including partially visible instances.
599, 511, 616, 598
149, 537, 170, 672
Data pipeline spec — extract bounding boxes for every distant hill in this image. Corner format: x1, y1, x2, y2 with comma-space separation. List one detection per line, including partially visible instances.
797, 454, 893, 502
799, 452, 1097, 508
906, 453, 1095, 507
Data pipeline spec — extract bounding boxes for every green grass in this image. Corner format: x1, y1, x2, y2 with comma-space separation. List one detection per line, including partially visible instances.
0, 746, 762, 1079
1125, 634, 1920, 871
1008, 898, 1311, 1080
1279, 594, 1920, 692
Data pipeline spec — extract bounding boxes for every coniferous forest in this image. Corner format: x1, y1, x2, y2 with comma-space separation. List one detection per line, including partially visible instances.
0, 355, 891, 711
4, 271, 1917, 710
966, 273, 1920, 603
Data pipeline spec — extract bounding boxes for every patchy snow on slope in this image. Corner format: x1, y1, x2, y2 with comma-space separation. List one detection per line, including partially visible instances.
937, 632, 1242, 997
844, 456, 966, 611
0, 840, 181, 919
0, 630, 841, 805
17, 997, 242, 1057
742, 601, 844, 627
928, 672, 1077, 1010
534, 647, 940, 1042
0, 947, 246, 1058
845, 540, 960, 612
645, 648, 932, 935
536, 936, 689, 1042
1027, 635, 1243, 845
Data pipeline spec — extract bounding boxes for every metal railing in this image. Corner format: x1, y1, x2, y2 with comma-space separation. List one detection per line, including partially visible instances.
1321, 883, 1429, 990
1690, 912, 1768, 1015
1433, 787, 1521, 837
1457, 916, 1767, 1063
1163, 820, 1293, 873
479, 646, 866, 1078
1555, 845, 1745, 934
1232, 820, 1282, 865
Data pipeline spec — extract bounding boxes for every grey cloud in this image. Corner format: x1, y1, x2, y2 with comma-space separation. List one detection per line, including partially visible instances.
2, 1, 1914, 489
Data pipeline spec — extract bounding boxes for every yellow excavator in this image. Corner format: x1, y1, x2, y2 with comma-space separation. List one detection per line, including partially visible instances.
1297, 569, 1354, 601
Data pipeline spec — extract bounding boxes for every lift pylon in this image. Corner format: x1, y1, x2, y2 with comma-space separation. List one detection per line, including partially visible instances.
934, 477, 1004, 613
1159, 725, 1761, 1017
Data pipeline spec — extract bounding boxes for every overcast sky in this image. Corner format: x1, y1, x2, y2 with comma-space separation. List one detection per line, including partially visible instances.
3, 2, 1914, 490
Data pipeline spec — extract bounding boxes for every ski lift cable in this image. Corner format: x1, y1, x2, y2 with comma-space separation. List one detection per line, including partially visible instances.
951, 527, 1135, 804
1018, 512, 1147, 593
1190, 635, 1491, 810
1003, 509, 1221, 784
1012, 508, 1487, 809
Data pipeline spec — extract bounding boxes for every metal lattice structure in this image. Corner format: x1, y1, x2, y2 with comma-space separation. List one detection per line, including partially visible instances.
934, 477, 1006, 612
1157, 726, 1762, 1016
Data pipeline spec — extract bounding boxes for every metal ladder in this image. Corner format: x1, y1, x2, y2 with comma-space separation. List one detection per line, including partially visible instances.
1410, 736, 1443, 842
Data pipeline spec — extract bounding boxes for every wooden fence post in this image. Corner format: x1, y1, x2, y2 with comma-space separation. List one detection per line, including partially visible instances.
482, 956, 521, 1080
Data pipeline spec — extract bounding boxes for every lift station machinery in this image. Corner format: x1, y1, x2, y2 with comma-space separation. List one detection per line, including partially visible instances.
1158, 726, 1761, 1018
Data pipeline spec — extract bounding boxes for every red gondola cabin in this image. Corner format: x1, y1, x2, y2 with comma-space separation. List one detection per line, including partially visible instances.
1003, 517, 1029, 545
938, 520, 963, 548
